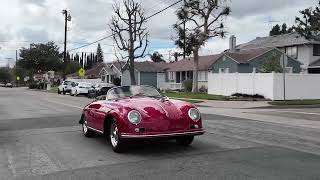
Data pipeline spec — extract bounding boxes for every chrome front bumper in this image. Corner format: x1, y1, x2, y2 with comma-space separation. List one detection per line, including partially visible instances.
120, 129, 205, 139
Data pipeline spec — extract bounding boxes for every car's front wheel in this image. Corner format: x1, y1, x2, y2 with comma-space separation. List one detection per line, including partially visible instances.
82, 117, 95, 137
109, 120, 124, 153
176, 136, 194, 146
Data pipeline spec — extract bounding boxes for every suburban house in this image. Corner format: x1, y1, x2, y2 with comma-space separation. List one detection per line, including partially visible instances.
121, 61, 168, 88
66, 61, 123, 84
163, 55, 222, 90
99, 61, 124, 84
212, 47, 302, 74
235, 32, 320, 73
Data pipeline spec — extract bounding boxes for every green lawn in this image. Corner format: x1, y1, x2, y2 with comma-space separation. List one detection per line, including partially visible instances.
171, 98, 204, 104
162, 91, 225, 101
269, 100, 320, 106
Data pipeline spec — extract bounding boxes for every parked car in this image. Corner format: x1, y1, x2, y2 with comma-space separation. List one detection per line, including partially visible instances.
0, 82, 5, 87
79, 85, 205, 153
58, 81, 73, 94
5, 83, 13, 88
70, 82, 92, 96
88, 82, 115, 98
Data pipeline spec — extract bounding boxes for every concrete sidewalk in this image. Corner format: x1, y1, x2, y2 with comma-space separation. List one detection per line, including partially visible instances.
197, 100, 270, 109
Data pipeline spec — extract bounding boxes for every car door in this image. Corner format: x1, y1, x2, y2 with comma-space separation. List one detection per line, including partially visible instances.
87, 96, 107, 131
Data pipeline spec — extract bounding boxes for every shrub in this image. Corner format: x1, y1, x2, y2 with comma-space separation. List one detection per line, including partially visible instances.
199, 85, 207, 93
231, 93, 265, 99
29, 83, 38, 89
37, 82, 45, 89
113, 77, 121, 86
183, 80, 193, 92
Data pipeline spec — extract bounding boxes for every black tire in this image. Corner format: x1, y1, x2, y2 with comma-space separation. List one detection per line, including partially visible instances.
176, 136, 194, 146
82, 116, 95, 138
109, 119, 124, 153
63, 89, 66, 95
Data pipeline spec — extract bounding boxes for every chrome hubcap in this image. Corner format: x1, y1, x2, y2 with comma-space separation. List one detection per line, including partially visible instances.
110, 124, 118, 147
83, 121, 88, 134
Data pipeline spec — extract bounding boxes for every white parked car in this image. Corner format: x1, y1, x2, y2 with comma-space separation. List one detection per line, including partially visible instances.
70, 82, 92, 96
58, 81, 73, 95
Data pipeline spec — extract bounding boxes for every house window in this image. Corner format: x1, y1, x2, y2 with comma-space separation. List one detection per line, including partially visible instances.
285, 46, 298, 59
198, 71, 208, 81
106, 75, 110, 83
176, 72, 181, 83
219, 68, 229, 73
313, 44, 320, 56
168, 72, 174, 80
101, 76, 106, 82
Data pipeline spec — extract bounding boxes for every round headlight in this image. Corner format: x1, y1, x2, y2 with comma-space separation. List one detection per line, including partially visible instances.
127, 110, 142, 125
188, 108, 201, 121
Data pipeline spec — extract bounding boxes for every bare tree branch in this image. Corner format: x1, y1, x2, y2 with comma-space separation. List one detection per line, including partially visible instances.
109, 0, 149, 85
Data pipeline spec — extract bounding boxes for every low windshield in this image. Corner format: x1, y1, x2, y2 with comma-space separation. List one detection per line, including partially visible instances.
107, 86, 162, 100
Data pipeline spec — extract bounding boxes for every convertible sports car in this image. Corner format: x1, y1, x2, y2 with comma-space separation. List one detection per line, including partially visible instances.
79, 85, 205, 152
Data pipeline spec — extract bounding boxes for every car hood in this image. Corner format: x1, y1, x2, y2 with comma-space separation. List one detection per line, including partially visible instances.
112, 97, 191, 120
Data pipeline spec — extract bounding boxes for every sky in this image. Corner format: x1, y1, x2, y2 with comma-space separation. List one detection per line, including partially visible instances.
0, 0, 318, 67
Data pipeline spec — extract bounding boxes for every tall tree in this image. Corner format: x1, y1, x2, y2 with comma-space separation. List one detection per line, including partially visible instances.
260, 54, 283, 73
65, 61, 81, 75
96, 43, 104, 62
150, 51, 165, 62
0, 67, 12, 83
269, 24, 281, 36
18, 42, 62, 73
295, 1, 320, 41
174, 0, 230, 92
109, 0, 149, 85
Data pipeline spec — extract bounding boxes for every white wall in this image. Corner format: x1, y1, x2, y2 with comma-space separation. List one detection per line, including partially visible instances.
208, 73, 320, 100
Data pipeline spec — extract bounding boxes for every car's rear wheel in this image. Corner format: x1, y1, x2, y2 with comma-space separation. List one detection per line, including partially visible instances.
176, 136, 194, 146
110, 120, 124, 153
82, 117, 95, 137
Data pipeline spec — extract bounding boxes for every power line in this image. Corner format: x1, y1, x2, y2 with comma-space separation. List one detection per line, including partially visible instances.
68, 0, 182, 52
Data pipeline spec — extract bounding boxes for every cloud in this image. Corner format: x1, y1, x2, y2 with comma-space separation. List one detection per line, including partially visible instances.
0, 0, 319, 66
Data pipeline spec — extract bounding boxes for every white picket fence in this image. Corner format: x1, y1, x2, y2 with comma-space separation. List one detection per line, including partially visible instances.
208, 73, 320, 100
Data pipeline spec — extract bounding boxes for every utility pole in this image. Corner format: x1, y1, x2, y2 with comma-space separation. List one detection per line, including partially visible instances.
282, 55, 287, 101
183, 0, 186, 59
62, 9, 72, 78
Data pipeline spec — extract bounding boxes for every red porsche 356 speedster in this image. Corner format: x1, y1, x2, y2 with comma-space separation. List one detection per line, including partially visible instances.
79, 85, 205, 152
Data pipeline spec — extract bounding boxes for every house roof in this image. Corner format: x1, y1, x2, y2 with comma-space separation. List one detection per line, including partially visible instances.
309, 59, 320, 67
166, 54, 222, 72
86, 62, 107, 76
224, 47, 273, 63
237, 32, 320, 50
122, 61, 168, 72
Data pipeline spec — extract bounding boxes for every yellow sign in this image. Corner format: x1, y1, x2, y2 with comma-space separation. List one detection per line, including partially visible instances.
16, 76, 20, 81
78, 68, 86, 78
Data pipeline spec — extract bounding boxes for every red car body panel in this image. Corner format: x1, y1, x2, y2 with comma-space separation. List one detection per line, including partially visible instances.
82, 97, 204, 139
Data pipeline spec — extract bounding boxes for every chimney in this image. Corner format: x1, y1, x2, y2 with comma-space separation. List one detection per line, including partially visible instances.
229, 35, 236, 52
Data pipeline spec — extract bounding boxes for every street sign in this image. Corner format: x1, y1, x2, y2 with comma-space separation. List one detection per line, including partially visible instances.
16, 76, 20, 81
78, 68, 86, 78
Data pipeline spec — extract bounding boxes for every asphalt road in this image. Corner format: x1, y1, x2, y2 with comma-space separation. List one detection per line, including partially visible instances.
0, 88, 320, 180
